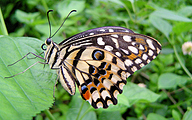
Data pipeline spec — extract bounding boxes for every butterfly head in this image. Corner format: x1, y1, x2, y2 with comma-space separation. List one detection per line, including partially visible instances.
41, 38, 52, 51
41, 37, 60, 64
45, 38, 52, 46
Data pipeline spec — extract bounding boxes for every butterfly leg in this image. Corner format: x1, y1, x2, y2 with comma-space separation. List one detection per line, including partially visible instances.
27, 52, 44, 59
8, 52, 45, 66
5, 61, 47, 78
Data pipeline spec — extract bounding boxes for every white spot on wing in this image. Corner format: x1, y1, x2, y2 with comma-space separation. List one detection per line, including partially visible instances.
103, 79, 113, 89
147, 59, 151, 63
97, 102, 103, 108
111, 76, 118, 83
104, 45, 113, 51
124, 59, 133, 66
101, 90, 110, 100
111, 34, 118, 38
148, 49, 154, 56
132, 42, 136, 46
92, 91, 100, 102
100, 29, 105, 32
115, 52, 121, 57
135, 58, 142, 64
97, 37, 105, 45
113, 90, 119, 98
146, 39, 155, 50
139, 44, 145, 50
128, 46, 138, 54
109, 29, 114, 32
123, 35, 132, 42
131, 66, 137, 72
119, 83, 125, 90
107, 100, 113, 106
142, 54, 148, 60
140, 63, 145, 67
111, 37, 119, 48
121, 48, 129, 54
89, 32, 94, 35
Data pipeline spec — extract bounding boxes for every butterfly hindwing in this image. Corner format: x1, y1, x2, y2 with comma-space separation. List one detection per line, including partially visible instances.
63, 46, 127, 108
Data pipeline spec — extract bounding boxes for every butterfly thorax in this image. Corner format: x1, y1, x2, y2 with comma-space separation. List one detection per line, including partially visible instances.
44, 38, 64, 69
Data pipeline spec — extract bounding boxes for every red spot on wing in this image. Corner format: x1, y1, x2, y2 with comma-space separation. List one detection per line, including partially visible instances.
83, 90, 91, 100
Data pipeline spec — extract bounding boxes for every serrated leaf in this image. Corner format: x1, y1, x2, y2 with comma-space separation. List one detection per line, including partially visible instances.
0, 36, 55, 119
158, 73, 187, 89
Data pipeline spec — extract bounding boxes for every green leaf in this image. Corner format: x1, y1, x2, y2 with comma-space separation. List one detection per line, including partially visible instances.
151, 8, 192, 22
108, 0, 124, 6
123, 82, 160, 105
98, 111, 122, 120
66, 92, 96, 120
15, 10, 40, 24
0, 36, 55, 119
172, 22, 192, 35
172, 109, 181, 120
177, 6, 192, 17
149, 15, 172, 37
183, 109, 192, 120
158, 73, 187, 89
56, 0, 85, 19
147, 113, 168, 120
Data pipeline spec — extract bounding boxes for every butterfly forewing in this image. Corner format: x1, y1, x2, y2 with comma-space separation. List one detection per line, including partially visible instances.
44, 26, 161, 109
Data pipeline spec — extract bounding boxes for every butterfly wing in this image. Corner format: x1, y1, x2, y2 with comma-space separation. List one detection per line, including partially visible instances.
58, 26, 161, 109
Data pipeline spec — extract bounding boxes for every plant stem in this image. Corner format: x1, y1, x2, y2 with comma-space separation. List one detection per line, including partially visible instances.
44, 109, 55, 120
166, 35, 192, 80
173, 45, 192, 79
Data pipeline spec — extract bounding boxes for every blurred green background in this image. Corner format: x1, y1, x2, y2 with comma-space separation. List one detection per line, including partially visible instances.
0, 0, 192, 120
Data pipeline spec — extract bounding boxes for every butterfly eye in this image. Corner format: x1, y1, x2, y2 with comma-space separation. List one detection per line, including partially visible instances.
46, 38, 52, 45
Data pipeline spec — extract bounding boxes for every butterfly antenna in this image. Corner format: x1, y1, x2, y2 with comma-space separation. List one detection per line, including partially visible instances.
47, 10, 54, 38
50, 10, 77, 38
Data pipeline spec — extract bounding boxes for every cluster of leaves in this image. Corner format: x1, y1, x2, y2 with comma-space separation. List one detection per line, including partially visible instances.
0, 0, 192, 120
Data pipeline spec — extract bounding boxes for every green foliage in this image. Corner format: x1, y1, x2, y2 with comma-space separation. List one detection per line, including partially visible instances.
0, 0, 192, 119
0, 36, 55, 119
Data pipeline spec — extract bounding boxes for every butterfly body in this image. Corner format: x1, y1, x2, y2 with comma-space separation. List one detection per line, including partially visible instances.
43, 26, 161, 109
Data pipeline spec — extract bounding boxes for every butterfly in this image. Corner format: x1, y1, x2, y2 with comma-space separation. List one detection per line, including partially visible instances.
42, 23, 162, 109
8, 10, 161, 109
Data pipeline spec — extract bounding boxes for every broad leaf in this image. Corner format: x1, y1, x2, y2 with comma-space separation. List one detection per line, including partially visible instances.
0, 36, 56, 119
158, 73, 187, 89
